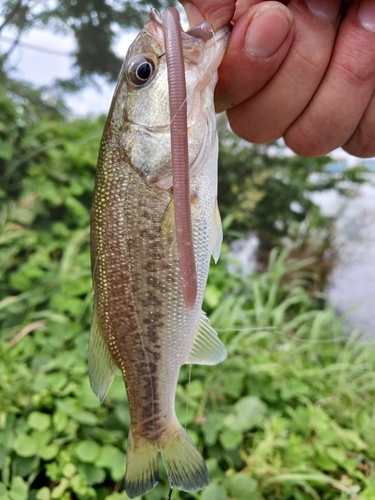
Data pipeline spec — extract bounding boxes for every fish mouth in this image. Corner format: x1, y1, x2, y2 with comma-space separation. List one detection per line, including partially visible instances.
147, 7, 229, 40
145, 8, 229, 56
148, 8, 163, 26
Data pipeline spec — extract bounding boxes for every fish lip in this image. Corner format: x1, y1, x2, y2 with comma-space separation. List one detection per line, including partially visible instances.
148, 8, 162, 25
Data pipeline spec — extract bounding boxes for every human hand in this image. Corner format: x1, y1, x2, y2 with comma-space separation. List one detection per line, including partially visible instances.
181, 0, 375, 158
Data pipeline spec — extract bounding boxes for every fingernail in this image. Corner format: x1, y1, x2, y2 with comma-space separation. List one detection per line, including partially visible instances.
357, 0, 375, 32
304, 0, 341, 22
245, 6, 293, 59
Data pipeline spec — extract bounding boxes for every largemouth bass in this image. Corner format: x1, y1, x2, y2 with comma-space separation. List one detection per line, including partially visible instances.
89, 8, 228, 498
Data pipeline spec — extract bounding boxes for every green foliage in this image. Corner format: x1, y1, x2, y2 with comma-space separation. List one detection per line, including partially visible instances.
217, 118, 368, 257
0, 80, 102, 318
1, 241, 375, 499
1, 82, 375, 500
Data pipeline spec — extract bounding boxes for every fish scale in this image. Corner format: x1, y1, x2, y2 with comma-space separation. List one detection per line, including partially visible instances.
89, 8, 229, 498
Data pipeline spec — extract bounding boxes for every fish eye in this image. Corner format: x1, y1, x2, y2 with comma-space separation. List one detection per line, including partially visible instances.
127, 56, 157, 87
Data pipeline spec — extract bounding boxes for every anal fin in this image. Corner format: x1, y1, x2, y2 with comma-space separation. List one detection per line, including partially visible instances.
185, 311, 227, 365
88, 306, 118, 402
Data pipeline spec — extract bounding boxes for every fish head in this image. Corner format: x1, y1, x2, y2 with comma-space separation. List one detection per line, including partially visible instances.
103, 8, 229, 188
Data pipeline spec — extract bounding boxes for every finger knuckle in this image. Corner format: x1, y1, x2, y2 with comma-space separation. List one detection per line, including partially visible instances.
333, 47, 375, 89
344, 130, 375, 158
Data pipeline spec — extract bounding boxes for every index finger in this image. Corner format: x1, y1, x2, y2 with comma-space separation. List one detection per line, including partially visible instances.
180, 0, 236, 30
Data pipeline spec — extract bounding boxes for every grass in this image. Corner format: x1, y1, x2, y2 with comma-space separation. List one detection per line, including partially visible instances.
1, 239, 375, 499
1, 86, 374, 499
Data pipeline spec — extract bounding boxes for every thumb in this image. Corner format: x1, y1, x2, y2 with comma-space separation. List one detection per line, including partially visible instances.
215, 1, 294, 112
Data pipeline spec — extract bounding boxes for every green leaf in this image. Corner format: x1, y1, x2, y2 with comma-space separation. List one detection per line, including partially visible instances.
105, 492, 132, 500
280, 379, 311, 400
201, 483, 227, 500
206, 412, 225, 431
72, 411, 97, 426
219, 429, 242, 450
114, 406, 130, 427
79, 380, 101, 410
228, 474, 258, 499
110, 460, 126, 482
51, 479, 69, 499
0, 429, 15, 450
77, 463, 106, 485
13, 435, 38, 458
326, 446, 346, 464
225, 396, 267, 432
62, 463, 77, 479
69, 474, 96, 496
0, 447, 7, 468
28, 412, 51, 432
38, 444, 59, 461
187, 380, 203, 399
95, 445, 123, 470
0, 141, 14, 161
32, 430, 52, 447
204, 284, 222, 309
0, 482, 9, 497
52, 411, 68, 432
9, 476, 28, 500
315, 454, 336, 471
75, 441, 100, 463
202, 425, 217, 447
223, 373, 243, 398
11, 456, 39, 478
202, 412, 226, 447
266, 472, 343, 487
206, 458, 220, 480
36, 487, 51, 500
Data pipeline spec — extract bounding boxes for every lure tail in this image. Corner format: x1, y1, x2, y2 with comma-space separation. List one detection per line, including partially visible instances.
124, 420, 209, 498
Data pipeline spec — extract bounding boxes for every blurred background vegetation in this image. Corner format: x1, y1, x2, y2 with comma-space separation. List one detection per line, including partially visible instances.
1, 1, 375, 499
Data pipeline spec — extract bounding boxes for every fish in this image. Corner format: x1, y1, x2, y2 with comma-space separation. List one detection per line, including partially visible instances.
89, 8, 228, 499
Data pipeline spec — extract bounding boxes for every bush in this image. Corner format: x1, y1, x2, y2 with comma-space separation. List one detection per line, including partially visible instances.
1, 83, 374, 500
1, 244, 375, 499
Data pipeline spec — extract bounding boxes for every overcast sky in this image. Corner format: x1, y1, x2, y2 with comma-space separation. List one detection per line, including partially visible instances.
0, 6, 189, 117
0, 25, 136, 115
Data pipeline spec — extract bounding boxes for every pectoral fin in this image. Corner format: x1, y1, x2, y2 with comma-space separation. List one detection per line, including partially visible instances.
185, 311, 227, 365
88, 306, 118, 402
161, 198, 176, 240
211, 200, 222, 263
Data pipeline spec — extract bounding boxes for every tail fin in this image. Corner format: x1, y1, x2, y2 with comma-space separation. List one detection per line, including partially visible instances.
124, 428, 159, 499
159, 422, 209, 493
124, 422, 209, 498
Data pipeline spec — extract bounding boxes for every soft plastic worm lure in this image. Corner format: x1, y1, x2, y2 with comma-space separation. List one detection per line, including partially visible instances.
162, 7, 198, 311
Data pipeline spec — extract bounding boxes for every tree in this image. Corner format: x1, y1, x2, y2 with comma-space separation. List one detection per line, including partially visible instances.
216, 116, 368, 278
0, 0, 177, 83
